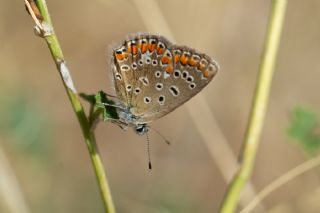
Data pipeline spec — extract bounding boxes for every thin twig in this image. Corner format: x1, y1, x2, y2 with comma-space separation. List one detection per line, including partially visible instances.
240, 155, 320, 213
219, 0, 287, 212
24, 0, 43, 30
25, 1, 115, 212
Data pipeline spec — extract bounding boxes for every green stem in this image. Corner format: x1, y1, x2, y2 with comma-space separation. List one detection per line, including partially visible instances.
32, 1, 116, 212
219, 0, 287, 212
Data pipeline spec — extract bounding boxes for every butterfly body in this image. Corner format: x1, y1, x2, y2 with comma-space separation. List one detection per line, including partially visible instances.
109, 33, 219, 135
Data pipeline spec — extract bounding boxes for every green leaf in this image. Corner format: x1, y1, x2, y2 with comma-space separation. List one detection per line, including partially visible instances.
94, 91, 119, 121
288, 106, 320, 154
80, 91, 119, 122
79, 93, 96, 105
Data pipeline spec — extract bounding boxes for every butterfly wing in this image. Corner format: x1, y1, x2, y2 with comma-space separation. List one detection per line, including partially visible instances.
111, 34, 219, 123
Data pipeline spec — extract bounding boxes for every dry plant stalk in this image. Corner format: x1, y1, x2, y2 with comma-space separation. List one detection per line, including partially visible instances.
219, 0, 287, 212
24, 0, 115, 212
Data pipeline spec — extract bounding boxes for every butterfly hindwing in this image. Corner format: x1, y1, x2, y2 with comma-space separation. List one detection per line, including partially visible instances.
111, 33, 219, 123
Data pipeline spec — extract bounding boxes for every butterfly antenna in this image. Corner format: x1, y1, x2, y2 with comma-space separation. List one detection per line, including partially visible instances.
151, 128, 171, 145
146, 132, 152, 170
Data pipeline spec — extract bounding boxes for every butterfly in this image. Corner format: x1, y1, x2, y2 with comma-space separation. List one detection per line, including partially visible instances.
108, 33, 219, 135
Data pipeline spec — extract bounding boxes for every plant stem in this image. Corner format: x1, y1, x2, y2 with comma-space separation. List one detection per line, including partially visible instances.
240, 155, 320, 213
219, 0, 287, 212
27, 1, 116, 212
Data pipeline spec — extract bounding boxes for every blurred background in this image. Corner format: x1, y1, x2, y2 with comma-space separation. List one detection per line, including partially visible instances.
1, 0, 320, 212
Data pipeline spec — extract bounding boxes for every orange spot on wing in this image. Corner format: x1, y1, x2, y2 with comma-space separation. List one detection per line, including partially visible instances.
174, 55, 180, 63
203, 70, 210, 78
188, 58, 197, 66
161, 56, 170, 64
115, 53, 125, 60
157, 47, 164, 55
131, 44, 138, 55
198, 64, 206, 71
180, 55, 188, 65
148, 43, 156, 52
140, 43, 147, 54
165, 65, 174, 74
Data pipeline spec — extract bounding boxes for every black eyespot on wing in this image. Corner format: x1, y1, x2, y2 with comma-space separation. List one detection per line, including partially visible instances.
169, 86, 179, 96
174, 70, 180, 77
186, 76, 193, 82
182, 71, 188, 79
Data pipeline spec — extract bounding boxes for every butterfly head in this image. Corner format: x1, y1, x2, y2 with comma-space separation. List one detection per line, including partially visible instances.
135, 123, 149, 135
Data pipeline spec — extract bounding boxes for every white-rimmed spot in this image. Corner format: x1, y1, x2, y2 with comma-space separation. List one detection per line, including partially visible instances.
139, 76, 149, 86
173, 70, 181, 78
169, 85, 180, 96
186, 75, 194, 82
138, 59, 143, 66
208, 63, 219, 74
134, 87, 141, 95
144, 97, 151, 104
173, 49, 181, 55
145, 57, 151, 64
155, 83, 163, 91
182, 71, 189, 79
115, 73, 122, 81
152, 60, 158, 66
121, 65, 130, 72
189, 83, 196, 90
158, 95, 165, 105
157, 42, 165, 54
155, 71, 162, 78
126, 84, 132, 92
192, 55, 201, 63
132, 62, 137, 70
